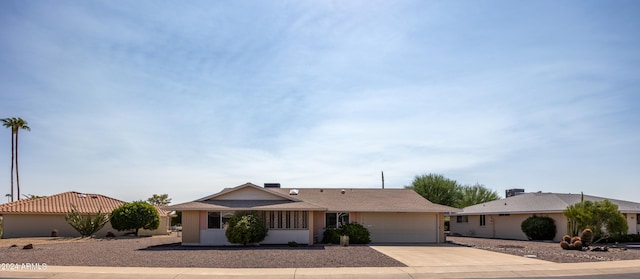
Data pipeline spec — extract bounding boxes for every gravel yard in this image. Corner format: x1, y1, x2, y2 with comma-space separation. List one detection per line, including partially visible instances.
447, 236, 640, 263
0, 235, 405, 268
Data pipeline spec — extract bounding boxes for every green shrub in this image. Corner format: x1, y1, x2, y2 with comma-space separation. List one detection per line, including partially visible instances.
340, 223, 371, 244
110, 201, 160, 236
65, 205, 109, 237
322, 223, 371, 244
225, 211, 268, 246
521, 216, 557, 240
322, 227, 341, 244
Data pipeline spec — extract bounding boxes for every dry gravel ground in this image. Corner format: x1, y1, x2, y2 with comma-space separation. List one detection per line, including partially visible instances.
447, 236, 640, 263
0, 234, 404, 268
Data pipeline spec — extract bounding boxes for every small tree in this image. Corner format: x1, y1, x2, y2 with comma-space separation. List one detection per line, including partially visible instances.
521, 216, 557, 240
64, 205, 109, 237
225, 211, 268, 246
110, 201, 160, 236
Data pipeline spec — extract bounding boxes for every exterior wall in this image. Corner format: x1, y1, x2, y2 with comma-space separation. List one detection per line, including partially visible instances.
438, 213, 445, 243
313, 211, 324, 243
358, 212, 438, 243
450, 213, 567, 242
215, 187, 287, 200
138, 215, 172, 236
624, 213, 638, 234
181, 210, 200, 245
1, 214, 117, 238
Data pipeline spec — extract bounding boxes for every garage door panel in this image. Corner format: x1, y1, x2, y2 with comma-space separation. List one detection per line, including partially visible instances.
360, 212, 436, 243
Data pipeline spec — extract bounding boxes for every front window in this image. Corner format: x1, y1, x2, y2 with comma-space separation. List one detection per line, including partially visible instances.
207, 212, 221, 229
260, 211, 308, 229
325, 212, 349, 228
456, 216, 468, 223
637, 214, 640, 225
480, 215, 486, 226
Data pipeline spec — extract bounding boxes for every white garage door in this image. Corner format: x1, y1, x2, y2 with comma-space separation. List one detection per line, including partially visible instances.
359, 212, 438, 243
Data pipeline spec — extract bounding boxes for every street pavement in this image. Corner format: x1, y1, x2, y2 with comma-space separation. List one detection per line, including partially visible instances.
2, 244, 640, 278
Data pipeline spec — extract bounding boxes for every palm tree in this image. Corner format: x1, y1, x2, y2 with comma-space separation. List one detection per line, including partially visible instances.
1, 117, 30, 202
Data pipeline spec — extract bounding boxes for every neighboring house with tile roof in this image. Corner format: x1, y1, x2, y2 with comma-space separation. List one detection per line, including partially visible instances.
450, 192, 640, 242
0, 191, 173, 238
166, 182, 459, 245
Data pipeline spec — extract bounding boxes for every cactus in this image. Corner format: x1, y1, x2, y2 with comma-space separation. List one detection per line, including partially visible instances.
560, 234, 586, 250
580, 228, 593, 247
572, 240, 583, 250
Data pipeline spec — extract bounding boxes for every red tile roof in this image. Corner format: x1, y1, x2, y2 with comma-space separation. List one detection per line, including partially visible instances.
0, 191, 172, 216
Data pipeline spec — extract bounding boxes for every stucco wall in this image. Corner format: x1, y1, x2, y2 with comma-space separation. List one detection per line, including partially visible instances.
451, 213, 568, 242
1, 213, 172, 238
1, 214, 116, 238
625, 213, 638, 234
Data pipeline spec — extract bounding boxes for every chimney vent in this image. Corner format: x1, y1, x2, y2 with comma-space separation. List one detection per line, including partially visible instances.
264, 183, 281, 188
505, 188, 525, 198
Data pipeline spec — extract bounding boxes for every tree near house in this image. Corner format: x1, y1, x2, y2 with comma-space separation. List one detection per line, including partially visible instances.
456, 183, 501, 208
406, 173, 461, 207
1, 117, 31, 202
147, 193, 172, 205
110, 201, 160, 236
406, 173, 500, 208
563, 199, 628, 240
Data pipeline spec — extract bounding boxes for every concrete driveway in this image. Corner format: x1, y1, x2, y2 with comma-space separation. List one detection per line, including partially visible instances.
371, 244, 548, 267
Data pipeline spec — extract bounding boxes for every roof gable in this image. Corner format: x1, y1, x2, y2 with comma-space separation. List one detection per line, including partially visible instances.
197, 183, 299, 202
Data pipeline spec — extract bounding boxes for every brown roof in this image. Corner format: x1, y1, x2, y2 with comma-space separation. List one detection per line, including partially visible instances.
270, 188, 460, 213
0, 191, 172, 216
167, 183, 459, 213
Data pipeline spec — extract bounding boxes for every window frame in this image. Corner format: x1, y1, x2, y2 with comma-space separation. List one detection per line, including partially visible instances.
456, 215, 469, 223
325, 212, 350, 228
480, 215, 486, 226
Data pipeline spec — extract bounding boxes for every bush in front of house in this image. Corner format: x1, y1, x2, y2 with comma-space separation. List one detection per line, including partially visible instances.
322, 223, 371, 244
65, 205, 109, 237
110, 201, 160, 236
521, 215, 557, 240
225, 211, 268, 246
340, 223, 371, 244
322, 227, 341, 244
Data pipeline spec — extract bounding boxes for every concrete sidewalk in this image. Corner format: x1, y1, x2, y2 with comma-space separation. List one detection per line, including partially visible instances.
2, 245, 640, 278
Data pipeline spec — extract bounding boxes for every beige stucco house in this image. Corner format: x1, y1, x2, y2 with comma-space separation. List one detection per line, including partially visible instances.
0, 191, 173, 238
166, 182, 459, 245
450, 192, 640, 242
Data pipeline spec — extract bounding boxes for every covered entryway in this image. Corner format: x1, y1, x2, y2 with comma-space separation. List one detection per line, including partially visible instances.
359, 212, 438, 243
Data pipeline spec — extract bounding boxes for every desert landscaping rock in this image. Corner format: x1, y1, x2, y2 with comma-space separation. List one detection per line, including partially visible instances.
0, 235, 404, 268
448, 236, 640, 263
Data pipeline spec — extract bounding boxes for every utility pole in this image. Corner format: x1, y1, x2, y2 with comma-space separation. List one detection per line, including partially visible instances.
381, 171, 385, 189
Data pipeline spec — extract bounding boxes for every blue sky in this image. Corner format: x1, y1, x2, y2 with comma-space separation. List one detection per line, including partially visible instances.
0, 0, 639, 204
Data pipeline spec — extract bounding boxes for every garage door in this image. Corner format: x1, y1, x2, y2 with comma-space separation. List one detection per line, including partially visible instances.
359, 212, 437, 243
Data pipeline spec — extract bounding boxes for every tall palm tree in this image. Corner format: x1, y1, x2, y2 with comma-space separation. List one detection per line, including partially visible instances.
1, 117, 30, 202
